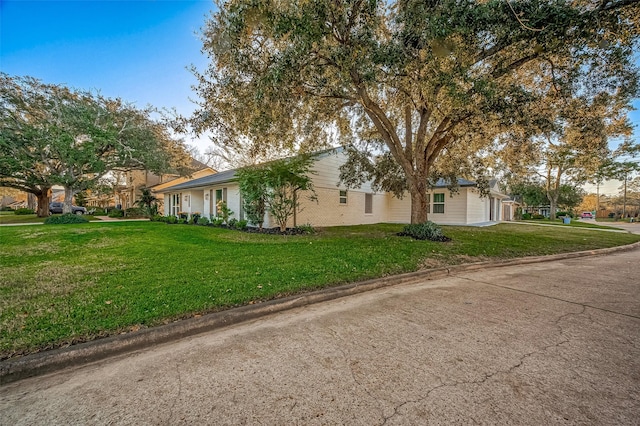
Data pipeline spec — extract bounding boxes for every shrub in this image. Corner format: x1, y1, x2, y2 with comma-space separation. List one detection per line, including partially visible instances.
0, 206, 13, 211
125, 207, 145, 218
14, 208, 35, 215
532, 214, 545, 220
235, 219, 248, 230
44, 213, 89, 225
108, 209, 124, 218
190, 213, 201, 225
178, 218, 188, 225
400, 221, 449, 242
92, 208, 107, 216
556, 211, 574, 218
216, 201, 234, 224
521, 213, 532, 220
295, 223, 315, 234
212, 218, 224, 227
227, 217, 238, 228
197, 216, 210, 226
166, 215, 178, 224
151, 215, 165, 222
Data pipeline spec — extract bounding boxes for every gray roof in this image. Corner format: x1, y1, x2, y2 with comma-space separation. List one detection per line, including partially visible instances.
156, 169, 237, 192
157, 146, 346, 193
432, 178, 477, 188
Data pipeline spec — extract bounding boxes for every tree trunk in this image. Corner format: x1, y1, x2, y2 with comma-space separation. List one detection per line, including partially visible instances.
63, 187, 74, 214
409, 181, 429, 224
549, 196, 558, 220
35, 187, 52, 217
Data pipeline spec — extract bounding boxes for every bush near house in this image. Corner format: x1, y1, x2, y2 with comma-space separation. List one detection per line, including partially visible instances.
108, 209, 125, 218
400, 221, 450, 242
14, 208, 35, 215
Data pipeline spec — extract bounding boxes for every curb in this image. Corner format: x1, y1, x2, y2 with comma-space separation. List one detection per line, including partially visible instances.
2, 240, 640, 385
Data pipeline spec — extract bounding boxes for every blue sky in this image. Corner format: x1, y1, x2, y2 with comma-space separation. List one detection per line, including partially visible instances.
1, 0, 638, 194
1, 0, 214, 150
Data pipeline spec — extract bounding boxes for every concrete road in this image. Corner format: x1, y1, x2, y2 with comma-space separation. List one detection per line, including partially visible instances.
1, 249, 639, 425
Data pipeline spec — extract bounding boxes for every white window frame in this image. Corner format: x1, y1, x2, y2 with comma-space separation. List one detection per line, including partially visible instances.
433, 193, 445, 214
339, 189, 348, 205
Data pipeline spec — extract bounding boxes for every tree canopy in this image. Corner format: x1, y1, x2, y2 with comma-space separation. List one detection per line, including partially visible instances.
193, 0, 639, 223
0, 74, 192, 215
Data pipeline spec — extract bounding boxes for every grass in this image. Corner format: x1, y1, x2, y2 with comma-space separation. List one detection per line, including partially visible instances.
519, 218, 624, 230
0, 213, 99, 224
1, 221, 638, 360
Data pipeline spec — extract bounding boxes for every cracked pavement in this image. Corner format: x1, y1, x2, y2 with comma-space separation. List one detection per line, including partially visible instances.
1, 247, 639, 425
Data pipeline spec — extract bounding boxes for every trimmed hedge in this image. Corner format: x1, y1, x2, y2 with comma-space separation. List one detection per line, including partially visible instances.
44, 214, 89, 225
14, 208, 35, 215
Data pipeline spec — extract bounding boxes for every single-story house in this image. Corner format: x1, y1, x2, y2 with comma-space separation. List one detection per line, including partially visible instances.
156, 148, 509, 227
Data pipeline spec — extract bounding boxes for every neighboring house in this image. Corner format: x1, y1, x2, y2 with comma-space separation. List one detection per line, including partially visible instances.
83, 159, 215, 210
157, 148, 509, 227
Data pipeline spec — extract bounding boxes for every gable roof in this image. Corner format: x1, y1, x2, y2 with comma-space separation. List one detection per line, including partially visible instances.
156, 146, 346, 193
156, 168, 237, 192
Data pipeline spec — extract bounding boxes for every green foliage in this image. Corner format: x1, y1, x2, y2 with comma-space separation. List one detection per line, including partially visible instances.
135, 188, 159, 218
522, 213, 532, 220
166, 215, 178, 224
227, 217, 238, 228
216, 201, 233, 224
197, 216, 210, 226
44, 213, 89, 225
108, 209, 124, 218
237, 166, 268, 229
295, 223, 315, 235
125, 207, 145, 218
212, 218, 224, 227
14, 208, 35, 215
401, 221, 449, 242
189, 213, 201, 225
235, 219, 248, 230
193, 0, 639, 223
2, 222, 638, 358
556, 211, 574, 218
237, 155, 316, 232
0, 73, 193, 217
532, 214, 545, 220
0, 206, 13, 211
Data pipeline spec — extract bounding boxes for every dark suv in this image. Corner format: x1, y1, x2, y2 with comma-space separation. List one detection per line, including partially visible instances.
49, 202, 87, 215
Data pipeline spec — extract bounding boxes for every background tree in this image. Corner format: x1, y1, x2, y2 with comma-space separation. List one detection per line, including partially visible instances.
0, 74, 192, 216
192, 0, 639, 224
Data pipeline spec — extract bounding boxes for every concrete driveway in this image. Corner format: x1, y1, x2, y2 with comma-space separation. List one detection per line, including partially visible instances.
1, 248, 639, 425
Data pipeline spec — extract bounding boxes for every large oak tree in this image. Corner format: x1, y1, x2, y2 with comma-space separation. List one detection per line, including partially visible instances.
0, 74, 192, 216
193, 0, 639, 223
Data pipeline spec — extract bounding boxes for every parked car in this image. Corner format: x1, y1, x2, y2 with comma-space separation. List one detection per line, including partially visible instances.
580, 211, 593, 219
49, 202, 87, 215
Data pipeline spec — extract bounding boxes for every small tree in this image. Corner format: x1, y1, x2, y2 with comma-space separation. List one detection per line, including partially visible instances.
135, 187, 159, 217
237, 166, 268, 230
265, 156, 316, 232
237, 155, 316, 232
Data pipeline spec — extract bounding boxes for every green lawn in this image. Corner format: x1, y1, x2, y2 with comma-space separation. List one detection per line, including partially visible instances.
519, 218, 624, 230
0, 213, 99, 224
1, 221, 638, 360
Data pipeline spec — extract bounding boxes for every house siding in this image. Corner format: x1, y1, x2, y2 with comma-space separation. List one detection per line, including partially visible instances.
159, 148, 508, 227
466, 188, 489, 224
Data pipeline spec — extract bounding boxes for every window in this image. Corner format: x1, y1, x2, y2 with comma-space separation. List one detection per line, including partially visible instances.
426, 193, 431, 214
339, 190, 347, 204
433, 193, 445, 213
171, 193, 181, 216
365, 193, 373, 214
